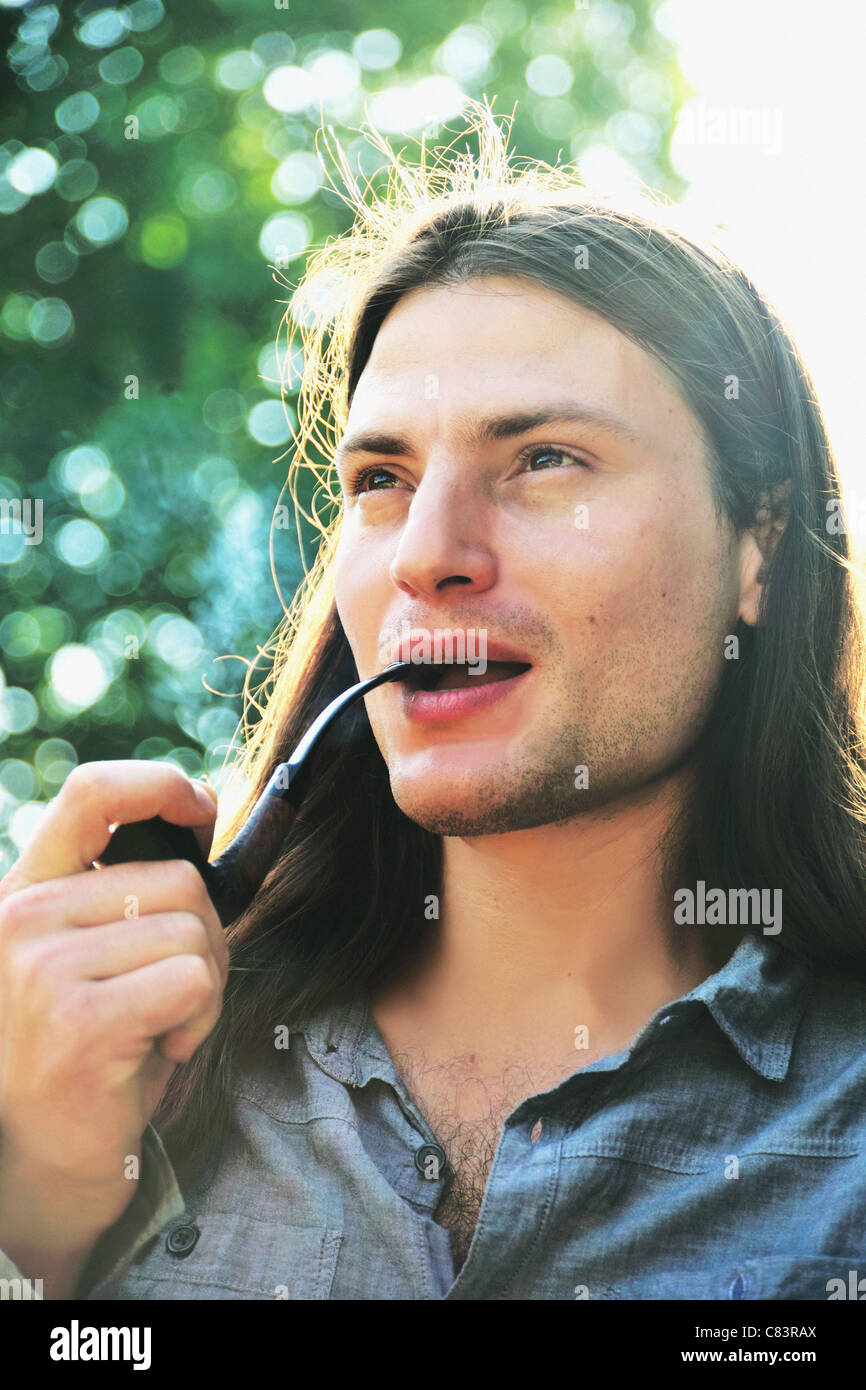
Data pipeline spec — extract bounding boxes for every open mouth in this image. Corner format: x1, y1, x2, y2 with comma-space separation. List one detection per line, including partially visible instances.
402, 659, 532, 693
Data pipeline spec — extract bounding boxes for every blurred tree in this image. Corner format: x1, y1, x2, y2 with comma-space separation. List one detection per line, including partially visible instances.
0, 0, 686, 872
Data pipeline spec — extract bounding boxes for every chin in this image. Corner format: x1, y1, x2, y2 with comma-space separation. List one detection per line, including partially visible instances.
388, 766, 581, 838
392, 788, 492, 837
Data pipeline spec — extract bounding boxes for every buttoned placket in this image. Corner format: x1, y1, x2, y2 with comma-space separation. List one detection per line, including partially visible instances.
308, 992, 697, 1298
305, 996, 454, 1217
441, 1006, 702, 1300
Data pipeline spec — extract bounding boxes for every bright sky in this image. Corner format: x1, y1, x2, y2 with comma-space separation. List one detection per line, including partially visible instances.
656, 0, 866, 544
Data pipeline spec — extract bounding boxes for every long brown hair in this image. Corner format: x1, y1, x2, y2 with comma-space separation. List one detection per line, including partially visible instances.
154, 100, 866, 1182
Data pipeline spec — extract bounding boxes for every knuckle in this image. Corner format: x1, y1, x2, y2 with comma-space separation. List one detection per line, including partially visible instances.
62, 761, 108, 807
166, 911, 209, 956
0, 892, 28, 943
155, 761, 192, 801
9, 940, 70, 1007
173, 952, 214, 1006
0, 883, 53, 941
168, 857, 207, 904
45, 987, 95, 1047
20, 934, 72, 979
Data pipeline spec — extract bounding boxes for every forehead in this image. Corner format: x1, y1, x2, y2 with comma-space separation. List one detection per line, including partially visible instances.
348, 276, 702, 454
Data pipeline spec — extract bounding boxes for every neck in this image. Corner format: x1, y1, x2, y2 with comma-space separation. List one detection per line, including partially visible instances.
373, 765, 735, 1071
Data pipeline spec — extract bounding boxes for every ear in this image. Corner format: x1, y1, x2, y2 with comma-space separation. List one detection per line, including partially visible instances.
738, 478, 793, 627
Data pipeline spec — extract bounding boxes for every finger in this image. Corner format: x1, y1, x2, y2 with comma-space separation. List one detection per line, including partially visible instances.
86, 953, 222, 1058
0, 762, 218, 900
0, 859, 229, 984
190, 779, 219, 855
22, 913, 222, 987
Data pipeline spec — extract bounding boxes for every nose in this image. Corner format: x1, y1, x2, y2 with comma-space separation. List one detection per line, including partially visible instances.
388, 464, 497, 600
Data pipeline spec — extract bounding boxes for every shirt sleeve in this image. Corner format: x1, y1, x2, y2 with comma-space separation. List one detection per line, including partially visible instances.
0, 1123, 185, 1299
74, 1122, 186, 1298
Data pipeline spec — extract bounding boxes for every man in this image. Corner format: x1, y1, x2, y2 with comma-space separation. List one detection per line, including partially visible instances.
334, 272, 765, 1273
1, 111, 865, 1299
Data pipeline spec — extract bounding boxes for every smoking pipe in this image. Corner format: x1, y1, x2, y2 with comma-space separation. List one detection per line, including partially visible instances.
97, 660, 413, 927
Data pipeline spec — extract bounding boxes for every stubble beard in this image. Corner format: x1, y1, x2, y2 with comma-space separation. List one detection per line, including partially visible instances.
387, 714, 675, 837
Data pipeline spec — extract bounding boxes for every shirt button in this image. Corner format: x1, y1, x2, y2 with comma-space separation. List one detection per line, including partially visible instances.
414, 1142, 447, 1179
165, 1223, 200, 1257
530, 1118, 544, 1144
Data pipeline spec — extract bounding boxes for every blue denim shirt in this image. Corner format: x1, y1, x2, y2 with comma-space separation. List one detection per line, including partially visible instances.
3, 930, 865, 1299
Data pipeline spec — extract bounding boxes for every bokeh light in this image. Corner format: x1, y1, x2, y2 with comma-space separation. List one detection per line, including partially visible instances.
99, 46, 144, 85
158, 46, 205, 84
352, 29, 402, 71
28, 296, 74, 345
0, 687, 39, 736
49, 643, 111, 711
76, 9, 131, 49
35, 239, 79, 283
437, 25, 496, 83
216, 50, 264, 91
55, 518, 109, 570
257, 338, 303, 394
138, 211, 188, 266
34, 737, 78, 786
7, 147, 59, 194
57, 444, 112, 496
0, 612, 41, 659
263, 65, 316, 114
258, 210, 311, 263
246, 399, 294, 447
270, 151, 322, 204
54, 158, 99, 201
55, 90, 100, 133
75, 194, 129, 246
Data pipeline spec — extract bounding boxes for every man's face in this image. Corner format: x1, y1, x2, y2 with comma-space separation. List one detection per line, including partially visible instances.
333, 276, 746, 836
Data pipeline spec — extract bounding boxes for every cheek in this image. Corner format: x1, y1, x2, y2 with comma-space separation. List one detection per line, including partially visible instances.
544, 495, 728, 660
333, 536, 362, 640
333, 530, 389, 654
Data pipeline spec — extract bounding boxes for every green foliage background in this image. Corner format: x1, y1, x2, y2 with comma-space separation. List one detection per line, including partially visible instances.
0, 0, 686, 873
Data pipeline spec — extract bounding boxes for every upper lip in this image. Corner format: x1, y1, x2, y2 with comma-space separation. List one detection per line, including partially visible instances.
384, 626, 534, 669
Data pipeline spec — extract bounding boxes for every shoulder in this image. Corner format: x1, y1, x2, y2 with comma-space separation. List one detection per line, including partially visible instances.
791, 954, 866, 1087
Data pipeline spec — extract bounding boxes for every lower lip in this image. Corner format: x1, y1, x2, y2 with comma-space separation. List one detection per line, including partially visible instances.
399, 668, 532, 723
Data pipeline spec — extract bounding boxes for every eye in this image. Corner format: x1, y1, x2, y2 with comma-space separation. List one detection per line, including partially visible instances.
343, 445, 591, 495
517, 444, 591, 474
345, 465, 404, 496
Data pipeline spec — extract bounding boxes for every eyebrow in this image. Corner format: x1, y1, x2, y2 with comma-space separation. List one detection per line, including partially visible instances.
332, 400, 644, 469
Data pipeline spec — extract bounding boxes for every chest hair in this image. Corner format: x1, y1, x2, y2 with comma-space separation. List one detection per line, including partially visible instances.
390, 1046, 550, 1272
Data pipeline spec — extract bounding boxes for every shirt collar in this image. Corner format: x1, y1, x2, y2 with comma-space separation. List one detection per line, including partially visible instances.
301, 990, 395, 1089
678, 931, 814, 1081
299, 931, 814, 1089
